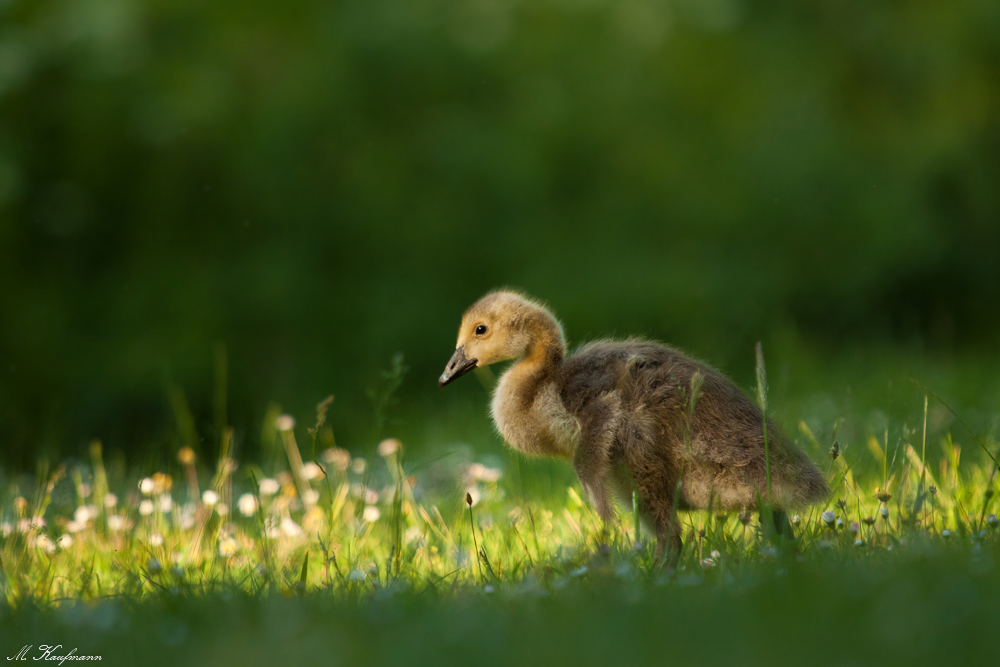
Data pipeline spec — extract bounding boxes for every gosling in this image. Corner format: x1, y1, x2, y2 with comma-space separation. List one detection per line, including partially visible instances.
439, 290, 828, 562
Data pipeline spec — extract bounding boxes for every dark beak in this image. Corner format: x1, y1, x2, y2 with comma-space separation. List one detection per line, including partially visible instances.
438, 346, 478, 387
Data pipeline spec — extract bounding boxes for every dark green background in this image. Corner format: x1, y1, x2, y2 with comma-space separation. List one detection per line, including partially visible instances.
1, 0, 998, 467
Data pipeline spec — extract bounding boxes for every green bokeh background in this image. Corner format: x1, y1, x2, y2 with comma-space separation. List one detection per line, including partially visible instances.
1, 0, 998, 467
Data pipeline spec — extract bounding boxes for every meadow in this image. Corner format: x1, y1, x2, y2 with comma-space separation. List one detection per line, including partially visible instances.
2, 353, 999, 666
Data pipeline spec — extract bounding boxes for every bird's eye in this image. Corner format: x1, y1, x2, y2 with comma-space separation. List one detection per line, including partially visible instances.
475, 324, 487, 336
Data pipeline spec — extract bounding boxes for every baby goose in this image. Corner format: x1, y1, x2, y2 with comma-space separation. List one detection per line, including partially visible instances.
439, 290, 828, 562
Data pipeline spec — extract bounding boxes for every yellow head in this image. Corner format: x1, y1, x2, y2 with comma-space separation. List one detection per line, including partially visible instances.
438, 291, 565, 387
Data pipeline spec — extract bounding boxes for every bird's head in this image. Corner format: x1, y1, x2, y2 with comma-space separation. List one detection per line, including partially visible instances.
438, 290, 563, 387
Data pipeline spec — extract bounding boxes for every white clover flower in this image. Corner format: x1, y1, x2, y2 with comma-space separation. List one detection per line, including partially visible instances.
275, 414, 296, 431
139, 477, 155, 495
66, 521, 84, 534
104, 493, 118, 508
322, 448, 351, 471
300, 462, 323, 481
78, 483, 92, 498
106, 515, 125, 531
238, 494, 258, 517
202, 490, 219, 506
362, 506, 381, 523
280, 516, 303, 537
258, 478, 280, 496
149, 533, 164, 546
364, 488, 380, 505
700, 558, 716, 569
303, 489, 320, 506
216, 503, 229, 517
74, 506, 92, 525
835, 518, 844, 530
351, 458, 366, 475
35, 534, 56, 554
31, 515, 46, 528
139, 500, 154, 516
821, 510, 836, 526
158, 496, 173, 513
218, 535, 239, 557
378, 438, 401, 457
790, 514, 801, 526
57, 534, 73, 549
711, 550, 721, 559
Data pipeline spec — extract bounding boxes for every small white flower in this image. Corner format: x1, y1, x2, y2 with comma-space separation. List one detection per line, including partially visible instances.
104, 493, 118, 508
74, 506, 92, 525
879, 506, 889, 519
78, 483, 92, 498
139, 500, 154, 516
821, 510, 836, 526
942, 529, 952, 539
300, 462, 323, 480
35, 534, 56, 554
218, 535, 239, 557
107, 515, 125, 531
31, 515, 46, 528
275, 414, 296, 431
790, 514, 801, 526
158, 496, 173, 513
57, 534, 73, 549
378, 438, 401, 457
0, 522, 11, 537
139, 477, 155, 495
710, 550, 721, 559
66, 521, 84, 534
202, 490, 219, 506
835, 518, 844, 530
700, 558, 716, 569
364, 488, 380, 505
280, 516, 303, 537
258, 478, 280, 496
238, 494, 258, 517
149, 533, 164, 546
348, 569, 366, 582
854, 538, 865, 547
351, 458, 366, 475
303, 489, 320, 506
362, 506, 381, 523
216, 503, 229, 517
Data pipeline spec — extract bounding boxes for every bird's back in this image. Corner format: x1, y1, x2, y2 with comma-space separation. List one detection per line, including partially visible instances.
557, 339, 827, 510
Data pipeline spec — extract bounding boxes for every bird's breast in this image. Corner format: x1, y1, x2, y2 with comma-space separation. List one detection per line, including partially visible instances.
491, 376, 579, 459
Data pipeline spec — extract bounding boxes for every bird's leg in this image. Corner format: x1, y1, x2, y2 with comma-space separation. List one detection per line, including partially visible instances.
573, 401, 618, 529
652, 501, 683, 568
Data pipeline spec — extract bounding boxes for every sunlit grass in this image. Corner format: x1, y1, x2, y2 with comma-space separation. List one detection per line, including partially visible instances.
1, 385, 999, 665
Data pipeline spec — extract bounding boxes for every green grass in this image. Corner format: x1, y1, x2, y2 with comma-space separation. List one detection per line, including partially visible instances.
2, 378, 999, 665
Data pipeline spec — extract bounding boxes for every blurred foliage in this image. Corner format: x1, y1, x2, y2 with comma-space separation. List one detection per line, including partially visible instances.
1, 0, 998, 465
